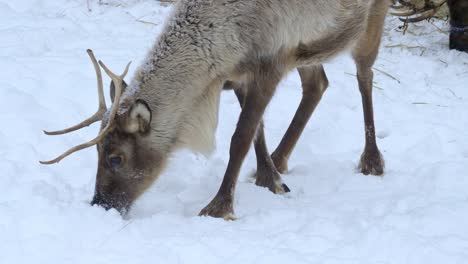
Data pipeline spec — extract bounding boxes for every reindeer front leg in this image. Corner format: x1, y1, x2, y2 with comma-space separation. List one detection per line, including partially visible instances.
200, 60, 284, 219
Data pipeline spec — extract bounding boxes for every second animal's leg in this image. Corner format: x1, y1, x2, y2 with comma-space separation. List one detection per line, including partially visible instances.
270, 65, 329, 173
199, 60, 284, 219
229, 83, 290, 194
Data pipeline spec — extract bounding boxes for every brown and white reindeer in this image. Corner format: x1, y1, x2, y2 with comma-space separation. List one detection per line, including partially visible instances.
41, 0, 390, 219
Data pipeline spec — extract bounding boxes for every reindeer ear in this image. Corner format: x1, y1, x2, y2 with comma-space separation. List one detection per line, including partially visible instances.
120, 100, 152, 134
110, 80, 128, 103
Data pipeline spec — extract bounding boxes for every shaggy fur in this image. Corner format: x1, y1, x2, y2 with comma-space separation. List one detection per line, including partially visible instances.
90, 0, 390, 217
121, 0, 379, 153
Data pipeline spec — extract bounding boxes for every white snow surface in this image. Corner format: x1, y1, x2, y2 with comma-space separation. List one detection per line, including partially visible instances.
1, 1, 468, 263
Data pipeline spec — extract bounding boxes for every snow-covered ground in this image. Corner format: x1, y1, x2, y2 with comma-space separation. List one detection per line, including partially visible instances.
1, 1, 468, 263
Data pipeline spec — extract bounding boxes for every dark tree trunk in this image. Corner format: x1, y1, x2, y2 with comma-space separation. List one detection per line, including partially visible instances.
447, 0, 468, 52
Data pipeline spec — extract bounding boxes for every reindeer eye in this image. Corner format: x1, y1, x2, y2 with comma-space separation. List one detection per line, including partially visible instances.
108, 155, 123, 169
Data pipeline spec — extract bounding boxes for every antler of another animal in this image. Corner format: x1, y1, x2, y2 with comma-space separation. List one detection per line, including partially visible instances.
391, 0, 447, 23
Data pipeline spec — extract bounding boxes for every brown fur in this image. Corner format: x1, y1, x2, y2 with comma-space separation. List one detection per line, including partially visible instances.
45, 0, 392, 218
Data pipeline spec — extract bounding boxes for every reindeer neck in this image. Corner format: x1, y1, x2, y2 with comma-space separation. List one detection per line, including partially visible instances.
126, 24, 230, 154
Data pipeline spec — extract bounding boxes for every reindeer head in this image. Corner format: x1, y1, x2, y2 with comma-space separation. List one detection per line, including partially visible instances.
41, 50, 166, 214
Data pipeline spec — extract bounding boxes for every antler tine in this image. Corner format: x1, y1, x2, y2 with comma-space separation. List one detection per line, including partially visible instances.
43, 49, 107, 135
40, 101, 115, 164
399, 8, 438, 23
96, 60, 132, 142
391, 9, 418, 17
99, 60, 132, 80
97, 60, 131, 118
39, 107, 123, 164
88, 49, 107, 117
40, 55, 132, 165
40, 133, 107, 164
391, 0, 446, 22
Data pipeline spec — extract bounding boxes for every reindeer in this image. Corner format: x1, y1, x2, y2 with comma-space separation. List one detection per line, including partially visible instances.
391, 0, 468, 51
41, 0, 390, 219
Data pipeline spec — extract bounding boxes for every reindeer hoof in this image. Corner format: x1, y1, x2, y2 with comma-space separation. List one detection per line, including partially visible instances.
199, 195, 236, 220
271, 152, 289, 174
255, 167, 290, 194
255, 179, 291, 194
255, 175, 291, 194
359, 148, 385, 176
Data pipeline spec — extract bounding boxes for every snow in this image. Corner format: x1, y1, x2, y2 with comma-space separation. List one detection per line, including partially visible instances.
1, 1, 468, 263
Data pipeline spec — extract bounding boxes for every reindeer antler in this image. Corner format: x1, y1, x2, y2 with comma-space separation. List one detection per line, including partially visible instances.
40, 50, 131, 165
391, 0, 447, 23
44, 50, 107, 135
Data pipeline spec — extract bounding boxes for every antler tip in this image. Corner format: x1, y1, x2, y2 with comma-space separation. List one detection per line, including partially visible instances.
39, 160, 55, 165
40, 48, 111, 165
98, 60, 109, 72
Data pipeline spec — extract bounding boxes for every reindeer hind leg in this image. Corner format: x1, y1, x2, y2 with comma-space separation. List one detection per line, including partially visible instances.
352, 2, 388, 176
226, 81, 290, 194
270, 64, 329, 174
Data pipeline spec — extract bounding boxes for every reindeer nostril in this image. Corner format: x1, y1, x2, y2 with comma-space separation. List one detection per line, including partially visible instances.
91, 194, 100, 206
91, 195, 101, 206
91, 192, 129, 213
91, 196, 112, 211
91, 193, 109, 208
